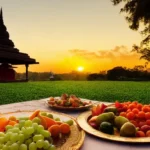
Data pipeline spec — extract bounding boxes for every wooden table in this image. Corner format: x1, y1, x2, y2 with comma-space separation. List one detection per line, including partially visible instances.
0, 98, 150, 150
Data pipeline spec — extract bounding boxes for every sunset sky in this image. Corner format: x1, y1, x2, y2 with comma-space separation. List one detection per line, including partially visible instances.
1, 0, 146, 73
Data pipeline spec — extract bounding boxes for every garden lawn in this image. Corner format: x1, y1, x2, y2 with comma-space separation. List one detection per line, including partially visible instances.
0, 81, 150, 105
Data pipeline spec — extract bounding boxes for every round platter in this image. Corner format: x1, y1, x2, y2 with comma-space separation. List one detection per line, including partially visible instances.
0, 110, 85, 150
46, 97, 93, 111
77, 111, 150, 143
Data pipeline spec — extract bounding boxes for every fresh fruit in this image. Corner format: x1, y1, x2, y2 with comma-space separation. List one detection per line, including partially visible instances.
0, 116, 56, 150
145, 112, 150, 120
29, 110, 40, 120
136, 131, 145, 137
89, 101, 150, 138
120, 122, 136, 137
140, 125, 150, 133
0, 117, 9, 130
104, 107, 117, 114
99, 122, 114, 134
126, 112, 135, 120
64, 120, 74, 126
48, 125, 60, 137
88, 116, 98, 124
37, 115, 48, 129
96, 112, 115, 125
60, 123, 70, 134
146, 130, 150, 137
48, 94, 91, 108
114, 116, 129, 129
39, 115, 56, 128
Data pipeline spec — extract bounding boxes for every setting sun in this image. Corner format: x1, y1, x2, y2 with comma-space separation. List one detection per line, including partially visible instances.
77, 66, 84, 72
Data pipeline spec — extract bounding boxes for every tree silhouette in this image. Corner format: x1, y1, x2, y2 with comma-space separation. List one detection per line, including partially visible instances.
111, 0, 150, 62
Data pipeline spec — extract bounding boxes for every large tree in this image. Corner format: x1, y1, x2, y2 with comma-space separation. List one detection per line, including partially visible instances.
111, 0, 150, 63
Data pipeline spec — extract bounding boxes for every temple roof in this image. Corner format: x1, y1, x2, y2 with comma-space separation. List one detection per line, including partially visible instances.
0, 8, 39, 65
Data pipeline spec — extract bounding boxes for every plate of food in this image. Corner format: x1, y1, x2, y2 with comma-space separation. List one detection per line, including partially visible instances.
46, 94, 93, 110
0, 110, 85, 150
77, 101, 150, 143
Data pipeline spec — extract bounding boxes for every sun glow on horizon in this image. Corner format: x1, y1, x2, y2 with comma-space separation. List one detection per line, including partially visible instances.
77, 66, 84, 72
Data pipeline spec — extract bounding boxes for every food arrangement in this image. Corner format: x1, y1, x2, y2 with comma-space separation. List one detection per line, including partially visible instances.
48, 94, 92, 109
0, 110, 74, 150
88, 101, 150, 138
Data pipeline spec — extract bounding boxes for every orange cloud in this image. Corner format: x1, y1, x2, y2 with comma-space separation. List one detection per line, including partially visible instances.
69, 46, 139, 60
69, 46, 146, 71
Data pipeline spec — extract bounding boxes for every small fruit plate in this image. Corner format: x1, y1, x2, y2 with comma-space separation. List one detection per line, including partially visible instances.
46, 97, 93, 111
77, 111, 150, 143
0, 110, 85, 150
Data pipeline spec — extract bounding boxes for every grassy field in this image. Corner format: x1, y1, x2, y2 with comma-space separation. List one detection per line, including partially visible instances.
0, 81, 150, 105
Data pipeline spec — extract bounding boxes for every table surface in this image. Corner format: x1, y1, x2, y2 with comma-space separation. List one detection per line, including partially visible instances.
0, 98, 150, 150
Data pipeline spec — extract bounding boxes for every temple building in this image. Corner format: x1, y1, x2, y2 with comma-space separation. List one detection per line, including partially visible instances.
0, 8, 39, 82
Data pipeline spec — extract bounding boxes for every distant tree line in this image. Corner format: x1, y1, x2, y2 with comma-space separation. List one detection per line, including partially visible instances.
88, 66, 150, 81
15, 66, 150, 81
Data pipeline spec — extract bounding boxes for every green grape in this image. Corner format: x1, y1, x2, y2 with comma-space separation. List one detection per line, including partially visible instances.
48, 145, 56, 150
18, 134, 25, 143
64, 120, 74, 126
26, 127, 34, 135
54, 118, 60, 121
47, 114, 53, 119
19, 144, 27, 150
4, 132, 11, 142
40, 112, 47, 116
19, 120, 25, 129
32, 123, 38, 131
9, 143, 19, 150
5, 141, 13, 146
21, 127, 26, 133
18, 117, 29, 121
36, 139, 44, 148
0, 132, 5, 137
33, 135, 44, 142
25, 138, 32, 146
0, 144, 3, 149
12, 127, 20, 133
29, 142, 37, 150
0, 137, 4, 144
14, 124, 20, 128
32, 117, 41, 125
43, 140, 50, 149
10, 133, 18, 142
37, 125, 44, 133
40, 130, 51, 138
2, 145, 9, 150
6, 129, 13, 133
19, 131, 23, 134
5, 125, 13, 131
24, 133, 31, 140
24, 120, 32, 127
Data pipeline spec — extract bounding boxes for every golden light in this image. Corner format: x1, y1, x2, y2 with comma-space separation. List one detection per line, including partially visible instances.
77, 66, 84, 72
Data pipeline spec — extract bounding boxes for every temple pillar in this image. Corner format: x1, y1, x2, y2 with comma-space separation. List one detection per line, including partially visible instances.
25, 64, 29, 81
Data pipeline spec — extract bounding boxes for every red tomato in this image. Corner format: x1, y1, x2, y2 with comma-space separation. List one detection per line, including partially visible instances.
146, 120, 150, 126
145, 112, 150, 120
146, 130, 150, 137
142, 106, 150, 113
126, 112, 135, 120
137, 111, 145, 119
136, 131, 145, 137
132, 108, 139, 114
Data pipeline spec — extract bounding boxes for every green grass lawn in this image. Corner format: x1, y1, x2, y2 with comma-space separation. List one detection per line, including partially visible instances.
0, 81, 150, 105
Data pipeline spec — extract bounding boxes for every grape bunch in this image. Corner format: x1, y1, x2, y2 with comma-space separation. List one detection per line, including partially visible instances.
0, 119, 56, 150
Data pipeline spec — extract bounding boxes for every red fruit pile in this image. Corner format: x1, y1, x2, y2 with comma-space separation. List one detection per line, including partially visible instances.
91, 103, 107, 116
115, 101, 150, 137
